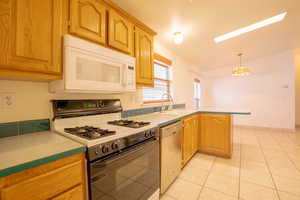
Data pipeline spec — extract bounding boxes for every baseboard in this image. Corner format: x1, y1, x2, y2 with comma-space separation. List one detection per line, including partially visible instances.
234, 125, 296, 133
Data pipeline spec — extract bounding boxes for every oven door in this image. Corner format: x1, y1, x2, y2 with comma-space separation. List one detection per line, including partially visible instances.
89, 138, 160, 200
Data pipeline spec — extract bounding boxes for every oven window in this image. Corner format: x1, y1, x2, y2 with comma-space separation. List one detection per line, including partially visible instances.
90, 140, 159, 200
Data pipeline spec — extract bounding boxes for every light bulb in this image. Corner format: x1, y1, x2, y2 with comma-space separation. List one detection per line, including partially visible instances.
173, 32, 183, 44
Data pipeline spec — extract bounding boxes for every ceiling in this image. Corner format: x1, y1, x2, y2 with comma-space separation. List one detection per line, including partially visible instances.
112, 0, 300, 71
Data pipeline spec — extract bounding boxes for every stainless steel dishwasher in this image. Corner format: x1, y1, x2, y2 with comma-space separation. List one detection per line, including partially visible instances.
160, 121, 182, 194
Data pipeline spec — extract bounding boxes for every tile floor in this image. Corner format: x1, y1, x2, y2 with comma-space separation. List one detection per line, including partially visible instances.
161, 126, 300, 200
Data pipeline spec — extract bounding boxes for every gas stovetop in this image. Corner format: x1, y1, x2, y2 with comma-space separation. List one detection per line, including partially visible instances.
64, 126, 116, 140
108, 120, 151, 128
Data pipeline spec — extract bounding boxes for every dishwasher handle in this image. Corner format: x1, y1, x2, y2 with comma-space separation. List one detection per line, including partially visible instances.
160, 121, 182, 138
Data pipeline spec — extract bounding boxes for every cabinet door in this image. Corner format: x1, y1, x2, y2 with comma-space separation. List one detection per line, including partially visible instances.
200, 114, 232, 157
69, 0, 106, 45
108, 9, 133, 54
191, 115, 199, 155
51, 185, 84, 200
135, 27, 154, 87
0, 161, 83, 200
0, 0, 63, 76
182, 116, 194, 166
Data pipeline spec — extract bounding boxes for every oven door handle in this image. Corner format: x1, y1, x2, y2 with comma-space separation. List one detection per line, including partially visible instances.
92, 137, 158, 166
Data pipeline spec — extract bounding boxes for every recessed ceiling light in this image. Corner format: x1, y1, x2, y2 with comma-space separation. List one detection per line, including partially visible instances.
173, 32, 184, 44
214, 12, 287, 43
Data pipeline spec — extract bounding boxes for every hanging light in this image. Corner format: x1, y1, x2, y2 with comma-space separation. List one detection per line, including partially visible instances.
232, 53, 251, 76
173, 32, 184, 44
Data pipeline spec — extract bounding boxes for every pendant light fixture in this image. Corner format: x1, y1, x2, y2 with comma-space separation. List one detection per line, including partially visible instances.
232, 53, 251, 76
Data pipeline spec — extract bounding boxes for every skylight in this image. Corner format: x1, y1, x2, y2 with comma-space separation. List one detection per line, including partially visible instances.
214, 12, 287, 43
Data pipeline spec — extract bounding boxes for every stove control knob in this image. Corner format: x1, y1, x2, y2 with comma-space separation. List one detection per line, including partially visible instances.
111, 142, 119, 150
150, 130, 155, 136
102, 145, 109, 153
145, 131, 151, 138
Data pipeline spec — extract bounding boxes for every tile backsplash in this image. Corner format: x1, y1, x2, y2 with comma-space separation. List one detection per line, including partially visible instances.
121, 103, 186, 118
0, 119, 50, 138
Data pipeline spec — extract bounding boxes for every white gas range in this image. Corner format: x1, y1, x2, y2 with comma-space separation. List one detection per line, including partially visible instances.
51, 99, 160, 200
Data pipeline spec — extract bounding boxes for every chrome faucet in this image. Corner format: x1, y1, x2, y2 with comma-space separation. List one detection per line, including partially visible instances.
160, 93, 174, 113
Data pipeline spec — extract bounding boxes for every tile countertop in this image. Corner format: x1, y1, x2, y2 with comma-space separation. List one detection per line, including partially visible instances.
0, 131, 86, 178
126, 107, 251, 127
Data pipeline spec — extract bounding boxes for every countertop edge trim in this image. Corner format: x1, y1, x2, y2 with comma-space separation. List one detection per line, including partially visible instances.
0, 146, 86, 178
157, 111, 251, 126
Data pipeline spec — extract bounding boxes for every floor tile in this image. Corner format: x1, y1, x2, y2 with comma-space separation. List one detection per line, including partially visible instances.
186, 154, 215, 171
210, 161, 240, 178
278, 191, 300, 200
241, 160, 269, 174
240, 169, 275, 188
269, 166, 300, 180
160, 194, 176, 200
179, 164, 209, 186
205, 173, 239, 197
198, 187, 237, 200
273, 176, 300, 196
165, 178, 202, 200
239, 181, 279, 200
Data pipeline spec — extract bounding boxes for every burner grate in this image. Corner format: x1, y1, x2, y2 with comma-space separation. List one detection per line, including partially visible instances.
64, 126, 116, 140
108, 120, 150, 128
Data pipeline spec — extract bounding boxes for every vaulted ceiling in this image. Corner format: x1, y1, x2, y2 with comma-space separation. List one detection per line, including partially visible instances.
112, 0, 300, 71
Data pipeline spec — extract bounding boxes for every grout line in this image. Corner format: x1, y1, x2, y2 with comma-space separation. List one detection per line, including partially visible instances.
255, 129, 282, 200
274, 132, 300, 174
195, 154, 217, 200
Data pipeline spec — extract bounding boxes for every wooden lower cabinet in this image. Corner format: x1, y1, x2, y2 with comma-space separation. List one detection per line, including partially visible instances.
199, 113, 232, 158
51, 184, 84, 200
0, 153, 86, 200
182, 114, 199, 166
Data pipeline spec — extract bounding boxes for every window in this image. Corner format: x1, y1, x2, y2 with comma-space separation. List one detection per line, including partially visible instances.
143, 54, 172, 103
194, 79, 201, 108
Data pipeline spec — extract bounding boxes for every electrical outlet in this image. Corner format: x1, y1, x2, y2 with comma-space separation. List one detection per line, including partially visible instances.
0, 94, 3, 109
1, 93, 16, 109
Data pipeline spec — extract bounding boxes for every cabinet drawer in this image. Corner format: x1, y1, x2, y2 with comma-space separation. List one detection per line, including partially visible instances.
51, 184, 84, 200
1, 161, 83, 200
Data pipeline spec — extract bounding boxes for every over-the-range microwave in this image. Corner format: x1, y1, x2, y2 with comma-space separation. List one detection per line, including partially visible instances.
49, 35, 136, 93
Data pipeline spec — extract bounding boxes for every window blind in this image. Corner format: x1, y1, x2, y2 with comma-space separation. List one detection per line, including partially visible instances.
143, 62, 171, 102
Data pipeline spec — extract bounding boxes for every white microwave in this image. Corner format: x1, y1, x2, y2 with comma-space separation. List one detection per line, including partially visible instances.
49, 35, 136, 93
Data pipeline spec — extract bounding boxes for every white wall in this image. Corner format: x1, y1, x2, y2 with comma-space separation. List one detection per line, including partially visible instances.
201, 50, 295, 130
0, 41, 200, 123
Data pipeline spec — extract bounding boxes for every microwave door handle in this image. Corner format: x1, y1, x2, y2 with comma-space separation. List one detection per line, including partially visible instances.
122, 65, 128, 86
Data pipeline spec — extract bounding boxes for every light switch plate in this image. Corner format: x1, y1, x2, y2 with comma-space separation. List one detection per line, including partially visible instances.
1, 93, 16, 109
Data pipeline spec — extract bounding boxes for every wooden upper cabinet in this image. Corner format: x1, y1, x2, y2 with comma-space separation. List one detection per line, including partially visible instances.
135, 26, 154, 87
108, 9, 134, 55
0, 0, 64, 80
200, 114, 232, 158
69, 0, 106, 45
